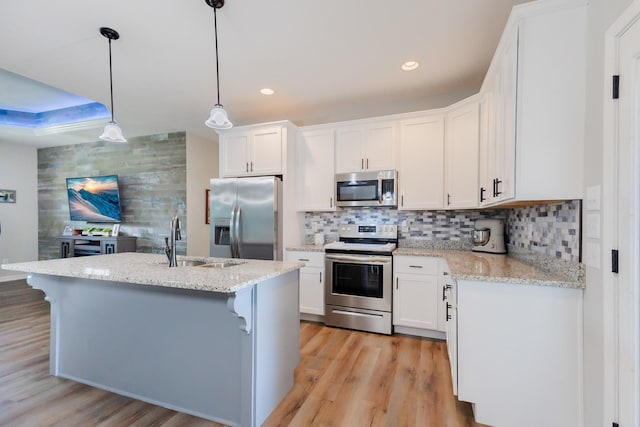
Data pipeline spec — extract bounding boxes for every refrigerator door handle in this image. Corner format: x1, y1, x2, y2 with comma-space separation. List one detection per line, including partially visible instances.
229, 204, 238, 258
235, 206, 242, 258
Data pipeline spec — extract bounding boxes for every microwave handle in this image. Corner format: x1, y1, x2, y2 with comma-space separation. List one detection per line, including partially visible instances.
378, 175, 383, 204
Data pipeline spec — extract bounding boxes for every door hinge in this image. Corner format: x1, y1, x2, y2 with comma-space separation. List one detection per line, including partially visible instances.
612, 249, 619, 274
613, 75, 620, 99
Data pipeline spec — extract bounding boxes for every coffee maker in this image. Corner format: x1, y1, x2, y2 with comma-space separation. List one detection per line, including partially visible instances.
472, 219, 507, 254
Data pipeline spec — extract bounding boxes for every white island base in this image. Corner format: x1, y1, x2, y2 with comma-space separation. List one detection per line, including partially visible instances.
27, 271, 299, 427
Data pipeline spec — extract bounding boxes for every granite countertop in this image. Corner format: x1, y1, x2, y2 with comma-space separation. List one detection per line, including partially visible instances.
393, 248, 583, 289
1, 253, 304, 293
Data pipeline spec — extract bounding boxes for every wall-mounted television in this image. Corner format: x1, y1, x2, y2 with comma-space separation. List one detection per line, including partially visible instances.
66, 175, 122, 223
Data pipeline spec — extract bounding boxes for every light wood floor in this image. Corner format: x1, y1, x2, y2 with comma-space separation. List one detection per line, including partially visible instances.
0, 280, 481, 426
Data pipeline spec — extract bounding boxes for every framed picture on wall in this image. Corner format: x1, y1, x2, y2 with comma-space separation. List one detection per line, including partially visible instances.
0, 189, 16, 203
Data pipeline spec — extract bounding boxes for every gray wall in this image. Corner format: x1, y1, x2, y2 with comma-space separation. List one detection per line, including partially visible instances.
38, 132, 187, 259
0, 141, 38, 281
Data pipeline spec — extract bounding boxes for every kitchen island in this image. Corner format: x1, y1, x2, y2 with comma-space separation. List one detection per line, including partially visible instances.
1, 253, 303, 427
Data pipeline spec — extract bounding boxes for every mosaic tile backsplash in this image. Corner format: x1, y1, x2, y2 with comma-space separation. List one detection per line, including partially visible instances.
304, 200, 582, 264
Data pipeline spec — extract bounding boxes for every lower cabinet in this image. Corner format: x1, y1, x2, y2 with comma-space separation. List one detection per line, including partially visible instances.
456, 279, 582, 427
285, 250, 325, 318
392, 255, 446, 336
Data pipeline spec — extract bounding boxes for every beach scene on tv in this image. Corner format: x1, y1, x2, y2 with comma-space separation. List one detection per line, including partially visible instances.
66, 175, 122, 222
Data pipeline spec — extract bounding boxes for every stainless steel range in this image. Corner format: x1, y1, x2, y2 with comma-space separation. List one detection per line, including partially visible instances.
324, 224, 397, 335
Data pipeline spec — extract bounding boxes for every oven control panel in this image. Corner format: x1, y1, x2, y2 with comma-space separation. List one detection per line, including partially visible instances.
337, 224, 397, 239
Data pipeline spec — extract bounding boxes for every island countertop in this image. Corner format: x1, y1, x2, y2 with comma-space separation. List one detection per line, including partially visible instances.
1, 252, 304, 293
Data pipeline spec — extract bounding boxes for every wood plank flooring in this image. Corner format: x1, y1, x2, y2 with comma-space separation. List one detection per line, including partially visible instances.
0, 280, 481, 426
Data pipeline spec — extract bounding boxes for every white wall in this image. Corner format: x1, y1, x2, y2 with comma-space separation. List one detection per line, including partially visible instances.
583, 0, 634, 425
0, 141, 38, 281
186, 132, 218, 257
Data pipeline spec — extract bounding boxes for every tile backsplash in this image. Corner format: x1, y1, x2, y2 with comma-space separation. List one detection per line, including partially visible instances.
304, 199, 582, 271
305, 208, 508, 250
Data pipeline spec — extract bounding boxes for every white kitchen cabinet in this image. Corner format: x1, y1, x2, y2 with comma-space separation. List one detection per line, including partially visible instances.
296, 128, 336, 211
445, 97, 480, 209
335, 120, 397, 173
478, 0, 586, 205
398, 114, 445, 210
285, 250, 325, 317
456, 279, 582, 427
442, 272, 457, 396
392, 255, 445, 337
219, 125, 283, 177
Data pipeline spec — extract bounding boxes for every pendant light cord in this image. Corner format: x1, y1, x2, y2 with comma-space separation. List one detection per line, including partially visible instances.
108, 37, 115, 123
214, 5, 221, 106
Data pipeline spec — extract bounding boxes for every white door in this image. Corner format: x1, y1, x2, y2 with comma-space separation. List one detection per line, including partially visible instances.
296, 129, 336, 211
614, 13, 640, 426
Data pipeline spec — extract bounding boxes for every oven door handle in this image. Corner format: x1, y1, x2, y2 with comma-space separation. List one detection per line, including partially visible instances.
326, 254, 391, 264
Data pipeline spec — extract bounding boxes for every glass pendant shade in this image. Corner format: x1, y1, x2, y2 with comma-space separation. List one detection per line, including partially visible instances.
205, 104, 233, 129
99, 121, 127, 143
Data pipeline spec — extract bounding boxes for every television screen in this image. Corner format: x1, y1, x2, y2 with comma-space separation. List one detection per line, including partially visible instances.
66, 175, 122, 223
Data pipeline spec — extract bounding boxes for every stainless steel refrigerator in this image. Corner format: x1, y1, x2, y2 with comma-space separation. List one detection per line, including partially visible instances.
209, 176, 283, 261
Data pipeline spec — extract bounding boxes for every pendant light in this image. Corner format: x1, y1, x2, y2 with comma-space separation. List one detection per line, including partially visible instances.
205, 0, 233, 130
99, 27, 127, 143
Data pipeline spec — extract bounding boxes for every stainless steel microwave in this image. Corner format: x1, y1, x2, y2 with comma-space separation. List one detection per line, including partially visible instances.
335, 170, 398, 207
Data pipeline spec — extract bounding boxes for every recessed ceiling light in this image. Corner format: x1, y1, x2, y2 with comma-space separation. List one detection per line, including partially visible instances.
260, 88, 275, 95
401, 61, 420, 71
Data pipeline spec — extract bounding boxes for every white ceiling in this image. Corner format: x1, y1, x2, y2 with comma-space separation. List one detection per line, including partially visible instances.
0, 0, 530, 148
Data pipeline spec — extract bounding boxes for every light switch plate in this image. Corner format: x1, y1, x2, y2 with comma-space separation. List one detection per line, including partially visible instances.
585, 213, 601, 239
585, 185, 601, 211
584, 242, 601, 269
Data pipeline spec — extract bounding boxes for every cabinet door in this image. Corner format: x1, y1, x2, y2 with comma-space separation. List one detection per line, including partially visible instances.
221, 133, 250, 177
445, 101, 479, 209
478, 94, 493, 206
335, 127, 364, 173
297, 129, 336, 211
493, 30, 517, 203
250, 127, 282, 175
393, 273, 440, 330
299, 266, 325, 315
398, 115, 444, 210
363, 121, 397, 171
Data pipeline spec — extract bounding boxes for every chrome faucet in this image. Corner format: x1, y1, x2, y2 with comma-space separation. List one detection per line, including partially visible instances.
164, 215, 181, 267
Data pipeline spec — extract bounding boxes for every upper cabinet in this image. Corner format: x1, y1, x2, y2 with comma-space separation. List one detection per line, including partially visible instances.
398, 114, 445, 210
479, 0, 587, 205
335, 120, 397, 173
296, 128, 336, 211
445, 97, 480, 209
219, 124, 285, 177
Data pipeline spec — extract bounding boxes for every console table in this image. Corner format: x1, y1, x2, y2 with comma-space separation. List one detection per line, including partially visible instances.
59, 235, 137, 258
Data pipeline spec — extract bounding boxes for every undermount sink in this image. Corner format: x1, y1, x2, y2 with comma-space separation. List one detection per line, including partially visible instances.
176, 260, 207, 267
198, 261, 246, 268
160, 259, 246, 268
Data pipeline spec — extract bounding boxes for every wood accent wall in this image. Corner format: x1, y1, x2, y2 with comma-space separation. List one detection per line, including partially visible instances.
37, 132, 187, 259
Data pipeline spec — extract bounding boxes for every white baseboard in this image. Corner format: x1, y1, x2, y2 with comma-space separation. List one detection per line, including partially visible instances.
0, 273, 28, 282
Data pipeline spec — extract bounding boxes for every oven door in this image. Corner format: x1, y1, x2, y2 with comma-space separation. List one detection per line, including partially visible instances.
325, 253, 392, 312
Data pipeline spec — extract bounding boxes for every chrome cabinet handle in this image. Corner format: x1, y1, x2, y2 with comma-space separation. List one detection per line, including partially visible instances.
408, 265, 423, 269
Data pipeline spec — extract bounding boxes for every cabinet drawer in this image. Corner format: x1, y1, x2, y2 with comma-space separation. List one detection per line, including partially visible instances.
393, 255, 440, 274
285, 250, 324, 268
